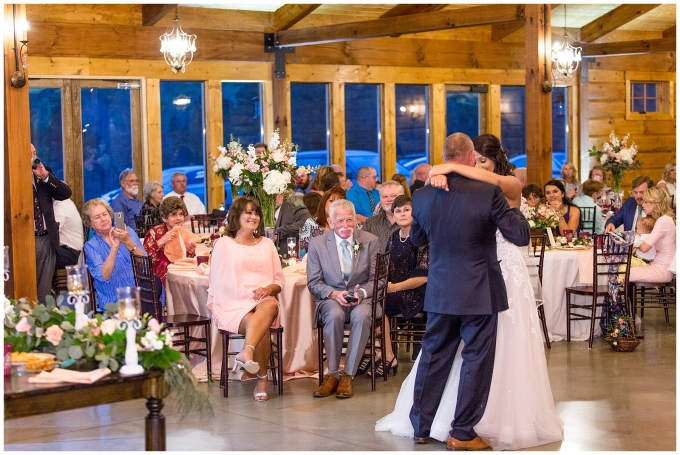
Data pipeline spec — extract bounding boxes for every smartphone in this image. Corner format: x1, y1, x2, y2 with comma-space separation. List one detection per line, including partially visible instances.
114, 212, 126, 231
345, 295, 359, 304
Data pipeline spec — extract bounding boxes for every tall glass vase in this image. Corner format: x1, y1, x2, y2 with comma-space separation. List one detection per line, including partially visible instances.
256, 189, 276, 229
610, 169, 624, 209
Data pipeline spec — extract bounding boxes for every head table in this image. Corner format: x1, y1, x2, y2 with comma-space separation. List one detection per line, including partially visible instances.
165, 263, 319, 381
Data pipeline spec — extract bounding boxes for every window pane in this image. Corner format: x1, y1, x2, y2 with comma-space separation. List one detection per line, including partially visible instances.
632, 83, 644, 97
500, 86, 526, 164
645, 83, 657, 98
345, 84, 381, 182
29, 88, 64, 180
160, 81, 206, 208
633, 99, 645, 112
396, 85, 429, 179
81, 88, 132, 202
291, 83, 329, 169
446, 91, 480, 139
551, 87, 568, 177
646, 99, 657, 113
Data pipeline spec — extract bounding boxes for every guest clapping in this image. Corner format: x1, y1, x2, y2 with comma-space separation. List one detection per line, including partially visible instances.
544, 179, 580, 236
207, 196, 284, 401
82, 198, 146, 311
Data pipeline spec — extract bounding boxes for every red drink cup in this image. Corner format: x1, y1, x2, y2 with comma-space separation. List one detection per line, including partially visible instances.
197, 255, 209, 266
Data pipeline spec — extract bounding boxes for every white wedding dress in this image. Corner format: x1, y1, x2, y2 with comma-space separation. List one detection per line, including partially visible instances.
376, 231, 564, 450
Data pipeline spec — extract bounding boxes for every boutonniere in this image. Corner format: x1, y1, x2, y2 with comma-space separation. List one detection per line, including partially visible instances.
352, 240, 363, 259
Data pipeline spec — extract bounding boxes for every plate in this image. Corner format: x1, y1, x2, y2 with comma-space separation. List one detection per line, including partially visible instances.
11, 352, 58, 372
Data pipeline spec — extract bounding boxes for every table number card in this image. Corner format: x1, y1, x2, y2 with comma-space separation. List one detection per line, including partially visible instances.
546, 227, 556, 247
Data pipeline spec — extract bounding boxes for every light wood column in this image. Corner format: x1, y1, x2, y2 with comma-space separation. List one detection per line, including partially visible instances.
429, 83, 446, 165
329, 82, 346, 169
205, 80, 224, 211
381, 83, 396, 180
4, 4, 36, 299
525, 4, 553, 186
261, 79, 274, 143
487, 84, 502, 138
145, 79, 162, 183
272, 75, 291, 143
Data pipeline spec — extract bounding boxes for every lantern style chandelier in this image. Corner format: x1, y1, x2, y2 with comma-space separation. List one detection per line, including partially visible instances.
159, 8, 196, 74
551, 5, 582, 80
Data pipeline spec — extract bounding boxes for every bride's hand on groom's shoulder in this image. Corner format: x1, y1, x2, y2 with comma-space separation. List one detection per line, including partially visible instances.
429, 175, 449, 191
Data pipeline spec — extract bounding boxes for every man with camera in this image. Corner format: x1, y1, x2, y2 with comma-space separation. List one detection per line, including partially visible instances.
31, 144, 72, 302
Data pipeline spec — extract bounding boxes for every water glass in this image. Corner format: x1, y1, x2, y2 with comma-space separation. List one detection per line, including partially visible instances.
287, 237, 297, 259
563, 230, 574, 243
117, 287, 141, 320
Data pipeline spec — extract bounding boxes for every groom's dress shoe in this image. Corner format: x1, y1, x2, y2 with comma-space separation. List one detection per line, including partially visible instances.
446, 435, 490, 451
335, 374, 354, 398
413, 436, 429, 444
313, 374, 339, 397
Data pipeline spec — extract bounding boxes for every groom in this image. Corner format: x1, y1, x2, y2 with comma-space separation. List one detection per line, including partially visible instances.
409, 133, 529, 450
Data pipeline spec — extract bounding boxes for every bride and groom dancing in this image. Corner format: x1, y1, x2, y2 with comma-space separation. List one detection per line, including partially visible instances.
376, 133, 564, 450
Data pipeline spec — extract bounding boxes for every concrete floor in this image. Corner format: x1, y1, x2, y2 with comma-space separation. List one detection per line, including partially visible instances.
4, 309, 675, 451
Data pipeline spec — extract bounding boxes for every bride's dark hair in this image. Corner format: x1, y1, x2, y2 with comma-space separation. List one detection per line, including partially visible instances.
472, 134, 514, 177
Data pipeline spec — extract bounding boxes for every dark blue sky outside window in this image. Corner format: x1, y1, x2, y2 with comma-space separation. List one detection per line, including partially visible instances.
396, 85, 429, 177
29, 87, 64, 180
291, 83, 329, 169
345, 84, 380, 182
446, 91, 480, 140
222, 82, 263, 147
500, 86, 526, 160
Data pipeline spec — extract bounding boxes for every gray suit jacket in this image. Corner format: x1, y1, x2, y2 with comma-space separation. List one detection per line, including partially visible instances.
306, 229, 380, 316
275, 199, 311, 247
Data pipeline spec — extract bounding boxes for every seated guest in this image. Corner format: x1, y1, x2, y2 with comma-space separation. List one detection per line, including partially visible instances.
299, 187, 347, 257
544, 179, 580, 236
657, 162, 676, 208
310, 172, 341, 195
378, 195, 429, 376
207, 196, 284, 401
82, 198, 146, 311
53, 197, 84, 269
110, 169, 143, 230
629, 187, 676, 284
275, 191, 311, 248
588, 165, 616, 208
390, 173, 411, 198
409, 163, 431, 194
362, 180, 403, 252
143, 197, 197, 288
303, 192, 322, 218
164, 172, 206, 216
346, 166, 380, 224
605, 175, 654, 232
140, 180, 164, 224
572, 179, 607, 235
561, 162, 581, 199
634, 217, 657, 263
310, 166, 336, 195
306, 200, 380, 398
331, 164, 353, 191
521, 183, 543, 208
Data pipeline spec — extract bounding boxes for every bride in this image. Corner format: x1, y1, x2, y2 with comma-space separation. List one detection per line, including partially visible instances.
376, 134, 564, 450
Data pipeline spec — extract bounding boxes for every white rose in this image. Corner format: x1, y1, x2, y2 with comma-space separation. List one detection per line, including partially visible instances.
263, 170, 288, 195
528, 220, 536, 228
212, 164, 219, 173
229, 163, 244, 184
272, 151, 286, 163
287, 155, 297, 167
619, 148, 632, 164
101, 318, 117, 336
216, 155, 230, 170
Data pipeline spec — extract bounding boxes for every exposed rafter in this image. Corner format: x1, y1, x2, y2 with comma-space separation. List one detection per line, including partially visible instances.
380, 4, 448, 19
491, 5, 559, 42
579, 4, 660, 43
275, 4, 525, 47
662, 25, 676, 39
142, 4, 177, 26
272, 4, 320, 31
580, 37, 675, 57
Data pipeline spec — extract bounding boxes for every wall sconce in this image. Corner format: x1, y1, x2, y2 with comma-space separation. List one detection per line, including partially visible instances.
159, 7, 196, 74
10, 5, 29, 89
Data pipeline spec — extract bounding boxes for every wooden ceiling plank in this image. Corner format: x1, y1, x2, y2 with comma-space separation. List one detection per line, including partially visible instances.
380, 4, 449, 19
662, 25, 676, 39
491, 22, 524, 41
273, 4, 320, 31
580, 37, 676, 57
580, 4, 661, 43
142, 4, 177, 26
275, 4, 525, 47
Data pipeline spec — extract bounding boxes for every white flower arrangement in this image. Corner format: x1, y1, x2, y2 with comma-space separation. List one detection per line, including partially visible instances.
589, 131, 642, 191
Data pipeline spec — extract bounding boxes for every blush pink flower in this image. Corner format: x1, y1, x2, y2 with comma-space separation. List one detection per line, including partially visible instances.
45, 325, 64, 346
612, 333, 618, 338
15, 317, 31, 333
91, 327, 101, 337
147, 318, 161, 335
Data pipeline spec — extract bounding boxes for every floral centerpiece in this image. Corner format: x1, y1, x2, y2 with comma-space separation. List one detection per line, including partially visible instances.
212, 130, 299, 228
4, 295, 212, 415
520, 200, 561, 230
604, 313, 641, 352
589, 131, 643, 193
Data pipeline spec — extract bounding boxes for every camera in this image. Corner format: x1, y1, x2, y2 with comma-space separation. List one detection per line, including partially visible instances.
31, 157, 41, 170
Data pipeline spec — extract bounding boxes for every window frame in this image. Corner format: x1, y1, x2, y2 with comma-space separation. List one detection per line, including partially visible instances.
625, 72, 674, 121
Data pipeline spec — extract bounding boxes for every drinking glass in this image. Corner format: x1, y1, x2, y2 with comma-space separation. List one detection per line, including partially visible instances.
287, 237, 297, 259
563, 230, 574, 243
117, 287, 141, 320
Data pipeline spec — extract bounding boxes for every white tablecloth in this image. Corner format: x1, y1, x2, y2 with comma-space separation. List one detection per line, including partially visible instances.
165, 265, 318, 381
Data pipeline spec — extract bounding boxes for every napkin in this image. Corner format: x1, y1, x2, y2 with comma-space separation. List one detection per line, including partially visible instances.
28, 367, 111, 384
196, 263, 211, 275
283, 261, 307, 274
168, 258, 198, 271
165, 228, 201, 263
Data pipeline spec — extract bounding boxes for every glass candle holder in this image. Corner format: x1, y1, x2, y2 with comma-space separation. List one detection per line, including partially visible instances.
117, 287, 141, 320
4, 246, 9, 281
66, 265, 90, 295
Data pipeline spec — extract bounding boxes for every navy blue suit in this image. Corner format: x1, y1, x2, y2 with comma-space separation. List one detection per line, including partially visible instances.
408, 173, 529, 442
605, 197, 640, 232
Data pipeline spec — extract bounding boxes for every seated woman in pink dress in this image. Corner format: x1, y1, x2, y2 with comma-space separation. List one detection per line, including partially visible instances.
629, 187, 676, 284
207, 196, 285, 401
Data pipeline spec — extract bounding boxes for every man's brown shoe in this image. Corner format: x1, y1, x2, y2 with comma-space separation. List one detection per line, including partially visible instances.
335, 374, 354, 398
446, 435, 490, 451
313, 374, 339, 397
413, 436, 429, 444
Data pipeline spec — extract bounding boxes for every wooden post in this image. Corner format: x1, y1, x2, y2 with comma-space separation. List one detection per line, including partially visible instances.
429, 83, 446, 165
271, 72, 291, 143
381, 83, 396, 180
204, 80, 224, 211
524, 4, 552, 186
578, 62, 591, 182
487, 84, 502, 138
329, 82, 346, 170
4, 4, 37, 300
145, 79, 163, 183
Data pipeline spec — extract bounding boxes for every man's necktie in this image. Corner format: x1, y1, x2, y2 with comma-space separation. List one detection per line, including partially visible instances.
367, 190, 375, 212
340, 240, 352, 285
180, 195, 185, 200
33, 186, 46, 235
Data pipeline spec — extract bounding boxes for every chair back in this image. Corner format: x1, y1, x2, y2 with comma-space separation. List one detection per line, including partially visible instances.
529, 231, 547, 284
79, 247, 98, 313
579, 206, 596, 237
371, 251, 391, 317
190, 215, 224, 234
593, 233, 634, 302
129, 254, 162, 319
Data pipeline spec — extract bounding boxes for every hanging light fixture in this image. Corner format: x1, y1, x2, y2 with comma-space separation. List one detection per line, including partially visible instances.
551, 5, 582, 80
159, 8, 196, 74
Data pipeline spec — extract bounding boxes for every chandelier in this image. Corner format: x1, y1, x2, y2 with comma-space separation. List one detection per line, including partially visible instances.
159, 8, 196, 74
551, 5, 582, 80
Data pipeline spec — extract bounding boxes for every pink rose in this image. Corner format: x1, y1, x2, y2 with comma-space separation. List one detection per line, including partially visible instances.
15, 317, 31, 333
19, 310, 29, 317
618, 318, 624, 324
45, 325, 64, 346
612, 333, 618, 338
91, 327, 101, 337
98, 343, 105, 350
147, 318, 161, 335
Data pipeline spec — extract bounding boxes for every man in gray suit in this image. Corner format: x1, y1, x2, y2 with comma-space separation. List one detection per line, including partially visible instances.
306, 200, 380, 398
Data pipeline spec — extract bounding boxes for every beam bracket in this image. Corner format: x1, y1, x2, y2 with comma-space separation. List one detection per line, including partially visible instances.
264, 33, 295, 78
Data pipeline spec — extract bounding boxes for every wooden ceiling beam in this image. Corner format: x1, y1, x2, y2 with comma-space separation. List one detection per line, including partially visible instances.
142, 4, 177, 26
579, 4, 661, 43
662, 25, 676, 39
380, 4, 449, 19
275, 4, 525, 47
580, 37, 675, 57
491, 5, 559, 41
272, 4, 320, 31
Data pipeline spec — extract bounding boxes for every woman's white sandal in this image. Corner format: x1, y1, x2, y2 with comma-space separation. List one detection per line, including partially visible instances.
254, 374, 268, 401
232, 344, 260, 374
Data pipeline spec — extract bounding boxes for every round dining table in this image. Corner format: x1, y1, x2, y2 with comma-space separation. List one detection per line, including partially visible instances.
165, 262, 319, 381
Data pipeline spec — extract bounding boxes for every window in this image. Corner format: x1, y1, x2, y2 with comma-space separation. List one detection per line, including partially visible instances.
396, 84, 429, 178
29, 87, 64, 180
625, 73, 673, 121
291, 83, 329, 169
630, 82, 658, 113
160, 81, 206, 206
446, 87, 482, 140
345, 84, 381, 182
551, 87, 568, 175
